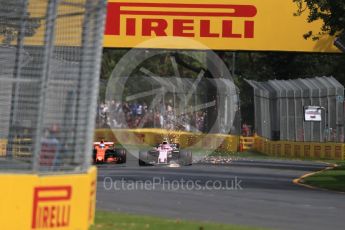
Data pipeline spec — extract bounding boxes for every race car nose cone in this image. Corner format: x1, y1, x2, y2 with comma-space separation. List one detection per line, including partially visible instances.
168, 161, 180, 168
168, 163, 180, 168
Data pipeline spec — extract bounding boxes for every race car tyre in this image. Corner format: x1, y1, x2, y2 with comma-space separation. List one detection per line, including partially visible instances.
104, 149, 115, 163
92, 149, 97, 163
116, 148, 127, 164
139, 151, 149, 166
179, 150, 193, 166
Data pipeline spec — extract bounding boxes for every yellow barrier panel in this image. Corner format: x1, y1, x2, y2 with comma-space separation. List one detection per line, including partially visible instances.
0, 167, 97, 230
95, 129, 239, 152
13, 138, 32, 158
334, 144, 344, 160
0, 139, 7, 156
254, 136, 345, 161
0, 139, 33, 158
240, 136, 255, 151
293, 143, 300, 158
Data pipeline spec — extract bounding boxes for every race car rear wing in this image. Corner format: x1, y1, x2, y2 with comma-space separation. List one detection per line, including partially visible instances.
93, 142, 114, 146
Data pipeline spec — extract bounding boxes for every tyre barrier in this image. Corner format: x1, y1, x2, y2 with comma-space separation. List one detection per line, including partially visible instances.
0, 139, 6, 156
254, 136, 345, 160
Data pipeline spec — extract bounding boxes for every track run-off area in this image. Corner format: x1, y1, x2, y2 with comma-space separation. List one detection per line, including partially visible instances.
96, 157, 345, 230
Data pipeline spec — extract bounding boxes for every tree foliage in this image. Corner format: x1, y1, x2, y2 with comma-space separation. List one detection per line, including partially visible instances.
294, 0, 345, 39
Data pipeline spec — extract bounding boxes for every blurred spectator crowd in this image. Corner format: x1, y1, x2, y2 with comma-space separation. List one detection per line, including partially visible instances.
96, 100, 208, 132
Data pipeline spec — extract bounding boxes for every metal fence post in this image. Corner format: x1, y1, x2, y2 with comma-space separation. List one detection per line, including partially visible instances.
32, 0, 59, 172
6, 0, 29, 159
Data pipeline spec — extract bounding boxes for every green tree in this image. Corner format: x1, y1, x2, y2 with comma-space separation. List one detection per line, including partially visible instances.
294, 0, 345, 39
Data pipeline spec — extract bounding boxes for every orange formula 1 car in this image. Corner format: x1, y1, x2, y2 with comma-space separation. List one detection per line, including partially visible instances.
93, 141, 126, 164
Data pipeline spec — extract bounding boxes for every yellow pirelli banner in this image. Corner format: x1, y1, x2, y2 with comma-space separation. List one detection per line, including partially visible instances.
104, 0, 339, 52
0, 167, 97, 230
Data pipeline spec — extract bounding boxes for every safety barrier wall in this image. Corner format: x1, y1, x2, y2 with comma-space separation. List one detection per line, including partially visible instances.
0, 139, 6, 156
95, 129, 240, 152
254, 136, 345, 160
5, 134, 344, 160
1, 131, 239, 157
0, 167, 97, 230
0, 138, 32, 157
240, 136, 255, 152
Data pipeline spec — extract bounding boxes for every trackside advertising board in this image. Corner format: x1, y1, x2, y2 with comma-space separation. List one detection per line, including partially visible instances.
104, 0, 339, 52
304, 106, 323, 122
0, 167, 97, 230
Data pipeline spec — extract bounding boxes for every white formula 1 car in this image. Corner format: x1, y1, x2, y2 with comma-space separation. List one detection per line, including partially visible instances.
139, 139, 192, 166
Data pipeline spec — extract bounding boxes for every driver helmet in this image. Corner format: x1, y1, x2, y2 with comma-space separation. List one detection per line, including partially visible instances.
100, 140, 105, 148
162, 138, 169, 144
161, 138, 170, 148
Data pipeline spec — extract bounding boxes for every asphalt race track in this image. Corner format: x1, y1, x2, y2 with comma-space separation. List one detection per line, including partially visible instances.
96, 158, 345, 230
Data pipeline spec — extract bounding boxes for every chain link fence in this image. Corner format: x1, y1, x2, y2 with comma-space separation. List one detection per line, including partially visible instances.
247, 77, 345, 143
0, 0, 106, 173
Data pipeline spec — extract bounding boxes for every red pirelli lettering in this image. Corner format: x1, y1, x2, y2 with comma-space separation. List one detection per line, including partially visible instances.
32, 186, 72, 229
173, 19, 194, 37
105, 2, 257, 39
142, 18, 168, 36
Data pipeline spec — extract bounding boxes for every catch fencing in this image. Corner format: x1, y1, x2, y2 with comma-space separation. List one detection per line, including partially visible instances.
0, 0, 107, 173
247, 77, 344, 143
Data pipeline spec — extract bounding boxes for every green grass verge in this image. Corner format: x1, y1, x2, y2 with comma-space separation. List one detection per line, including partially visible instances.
302, 161, 345, 192
91, 211, 267, 230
